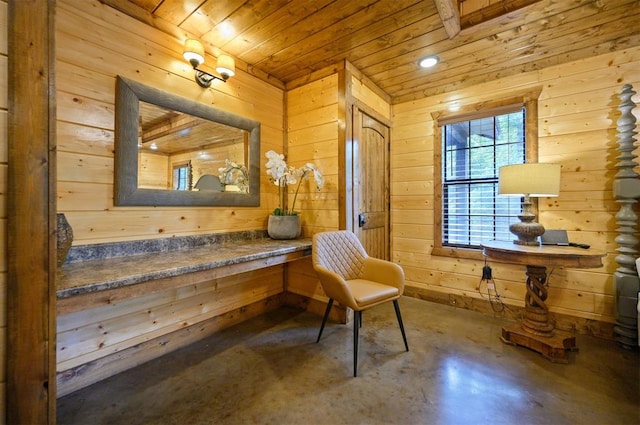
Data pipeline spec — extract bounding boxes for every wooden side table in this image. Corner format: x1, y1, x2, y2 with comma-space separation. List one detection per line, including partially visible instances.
481, 240, 605, 363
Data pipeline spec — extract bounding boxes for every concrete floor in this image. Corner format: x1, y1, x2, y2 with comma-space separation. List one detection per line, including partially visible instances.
58, 297, 639, 425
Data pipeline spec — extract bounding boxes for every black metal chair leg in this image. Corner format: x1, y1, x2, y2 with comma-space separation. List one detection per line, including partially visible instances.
353, 310, 360, 377
316, 299, 334, 343
393, 299, 409, 351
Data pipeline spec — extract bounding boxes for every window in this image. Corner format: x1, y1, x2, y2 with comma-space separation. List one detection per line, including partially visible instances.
442, 110, 524, 248
172, 161, 192, 191
433, 90, 540, 258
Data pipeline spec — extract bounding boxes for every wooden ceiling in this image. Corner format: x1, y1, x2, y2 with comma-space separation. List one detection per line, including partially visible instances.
139, 101, 245, 154
104, 0, 640, 103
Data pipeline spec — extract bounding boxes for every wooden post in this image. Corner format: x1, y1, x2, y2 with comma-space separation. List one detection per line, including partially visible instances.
613, 84, 640, 349
7, 0, 57, 423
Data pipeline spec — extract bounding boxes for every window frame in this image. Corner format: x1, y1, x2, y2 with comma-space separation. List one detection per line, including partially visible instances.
171, 160, 193, 191
432, 89, 542, 260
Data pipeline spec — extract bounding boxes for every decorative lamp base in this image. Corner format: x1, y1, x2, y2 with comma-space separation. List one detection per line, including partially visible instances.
509, 220, 545, 246
510, 196, 544, 246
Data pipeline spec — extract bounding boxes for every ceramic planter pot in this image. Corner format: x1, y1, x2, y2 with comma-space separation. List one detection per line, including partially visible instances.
267, 215, 301, 240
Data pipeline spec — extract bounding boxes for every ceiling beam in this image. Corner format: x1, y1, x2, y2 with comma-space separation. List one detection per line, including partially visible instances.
434, 0, 461, 39
460, 0, 541, 29
142, 114, 198, 143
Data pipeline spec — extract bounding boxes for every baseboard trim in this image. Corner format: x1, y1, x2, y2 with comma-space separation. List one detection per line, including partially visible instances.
57, 287, 616, 398
403, 286, 615, 340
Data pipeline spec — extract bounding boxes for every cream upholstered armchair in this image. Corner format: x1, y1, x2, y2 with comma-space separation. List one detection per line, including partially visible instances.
312, 230, 409, 376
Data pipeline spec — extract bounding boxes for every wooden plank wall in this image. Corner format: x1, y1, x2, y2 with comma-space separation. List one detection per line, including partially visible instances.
138, 151, 170, 189
284, 68, 392, 316
57, 266, 285, 396
391, 47, 640, 334
54, 0, 288, 396
56, 0, 282, 245
284, 67, 391, 240
286, 74, 341, 237
350, 74, 391, 122
138, 141, 245, 190
285, 75, 340, 308
0, 0, 6, 420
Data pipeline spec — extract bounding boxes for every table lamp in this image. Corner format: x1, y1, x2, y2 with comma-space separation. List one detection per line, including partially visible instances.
498, 163, 561, 246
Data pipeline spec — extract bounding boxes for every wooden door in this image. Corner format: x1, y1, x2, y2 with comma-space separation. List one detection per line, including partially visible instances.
352, 108, 390, 259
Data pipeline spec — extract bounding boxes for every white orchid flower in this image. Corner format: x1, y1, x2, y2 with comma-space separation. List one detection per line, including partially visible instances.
265, 151, 324, 215
218, 158, 249, 192
265, 150, 288, 181
312, 168, 324, 190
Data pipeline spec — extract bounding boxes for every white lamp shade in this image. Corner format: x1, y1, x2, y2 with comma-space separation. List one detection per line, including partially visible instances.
216, 54, 236, 78
499, 163, 561, 197
183, 38, 205, 66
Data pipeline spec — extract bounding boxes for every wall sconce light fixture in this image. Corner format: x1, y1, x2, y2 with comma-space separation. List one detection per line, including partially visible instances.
498, 163, 561, 246
183, 38, 236, 87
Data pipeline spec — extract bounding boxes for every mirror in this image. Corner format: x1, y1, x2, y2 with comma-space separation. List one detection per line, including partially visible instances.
115, 76, 260, 206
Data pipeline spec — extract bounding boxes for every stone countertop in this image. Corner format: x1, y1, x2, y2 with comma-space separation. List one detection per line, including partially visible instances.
57, 238, 312, 299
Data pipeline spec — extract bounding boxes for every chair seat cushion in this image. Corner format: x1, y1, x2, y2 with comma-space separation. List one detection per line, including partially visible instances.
348, 279, 399, 309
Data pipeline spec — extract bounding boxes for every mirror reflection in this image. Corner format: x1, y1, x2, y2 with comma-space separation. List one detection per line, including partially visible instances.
137, 101, 248, 193
114, 76, 260, 207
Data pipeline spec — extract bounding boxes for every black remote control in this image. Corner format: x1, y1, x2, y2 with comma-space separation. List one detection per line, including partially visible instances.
569, 242, 590, 249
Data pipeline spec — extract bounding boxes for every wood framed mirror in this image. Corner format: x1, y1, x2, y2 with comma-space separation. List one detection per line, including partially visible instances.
115, 76, 260, 206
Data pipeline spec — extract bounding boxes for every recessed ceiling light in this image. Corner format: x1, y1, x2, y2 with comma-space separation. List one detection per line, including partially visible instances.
219, 21, 235, 37
419, 55, 439, 68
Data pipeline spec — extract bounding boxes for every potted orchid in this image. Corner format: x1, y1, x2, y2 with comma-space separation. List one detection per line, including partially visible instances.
265, 150, 324, 239
218, 159, 249, 193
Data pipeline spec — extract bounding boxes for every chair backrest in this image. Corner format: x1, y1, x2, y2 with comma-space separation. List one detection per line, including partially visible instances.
312, 231, 368, 280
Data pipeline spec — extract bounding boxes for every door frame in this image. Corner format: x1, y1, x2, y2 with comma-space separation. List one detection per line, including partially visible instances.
351, 107, 391, 259
338, 62, 392, 240
7, 0, 57, 422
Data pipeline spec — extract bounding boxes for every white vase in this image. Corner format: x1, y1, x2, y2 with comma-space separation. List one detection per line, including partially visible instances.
267, 215, 301, 240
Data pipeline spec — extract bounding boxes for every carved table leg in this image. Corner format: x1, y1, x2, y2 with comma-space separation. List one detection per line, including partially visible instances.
522, 265, 554, 335
501, 264, 578, 363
